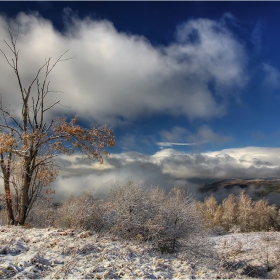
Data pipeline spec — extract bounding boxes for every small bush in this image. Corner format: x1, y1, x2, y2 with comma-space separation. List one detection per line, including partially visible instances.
107, 182, 211, 257
107, 181, 163, 240
25, 198, 57, 228
147, 187, 204, 253
54, 192, 108, 232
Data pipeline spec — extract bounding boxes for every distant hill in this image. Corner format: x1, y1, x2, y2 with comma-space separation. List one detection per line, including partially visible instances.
198, 178, 280, 206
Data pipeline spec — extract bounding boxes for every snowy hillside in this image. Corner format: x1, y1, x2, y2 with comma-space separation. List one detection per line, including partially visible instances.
0, 226, 279, 279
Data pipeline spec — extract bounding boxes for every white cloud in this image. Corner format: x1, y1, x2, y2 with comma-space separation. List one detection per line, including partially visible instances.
205, 146, 280, 168
156, 147, 280, 180
52, 146, 280, 201
173, 18, 247, 89
54, 152, 175, 201
0, 11, 248, 126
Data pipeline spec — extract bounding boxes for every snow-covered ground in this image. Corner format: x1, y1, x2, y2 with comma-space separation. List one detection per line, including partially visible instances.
0, 225, 279, 279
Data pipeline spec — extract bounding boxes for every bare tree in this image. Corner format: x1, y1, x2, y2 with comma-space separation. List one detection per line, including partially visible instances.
0, 30, 115, 225
221, 194, 237, 231
237, 190, 254, 232
8, 155, 58, 222
197, 195, 219, 229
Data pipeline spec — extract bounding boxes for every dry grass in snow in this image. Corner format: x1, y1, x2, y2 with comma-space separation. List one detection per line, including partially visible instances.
0, 226, 280, 279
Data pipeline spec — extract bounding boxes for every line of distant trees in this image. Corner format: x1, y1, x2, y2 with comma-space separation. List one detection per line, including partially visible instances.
195, 191, 280, 232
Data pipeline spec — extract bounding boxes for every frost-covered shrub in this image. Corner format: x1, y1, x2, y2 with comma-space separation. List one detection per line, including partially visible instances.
25, 198, 57, 228
55, 192, 107, 231
108, 182, 209, 255
147, 187, 206, 254
107, 181, 162, 240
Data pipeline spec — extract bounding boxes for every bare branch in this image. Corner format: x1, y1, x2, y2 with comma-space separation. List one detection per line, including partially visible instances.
0, 30, 115, 226
0, 48, 14, 69
43, 100, 60, 113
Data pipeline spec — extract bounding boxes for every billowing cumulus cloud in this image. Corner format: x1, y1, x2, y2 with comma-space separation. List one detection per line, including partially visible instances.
157, 147, 280, 180
0, 11, 247, 126
52, 147, 280, 202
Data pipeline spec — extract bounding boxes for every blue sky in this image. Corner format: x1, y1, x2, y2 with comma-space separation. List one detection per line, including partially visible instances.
1, 2, 280, 200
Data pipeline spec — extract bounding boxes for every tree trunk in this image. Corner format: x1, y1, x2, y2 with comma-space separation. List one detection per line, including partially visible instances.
17, 185, 28, 225
0, 153, 15, 225
3, 174, 15, 225
16, 160, 31, 225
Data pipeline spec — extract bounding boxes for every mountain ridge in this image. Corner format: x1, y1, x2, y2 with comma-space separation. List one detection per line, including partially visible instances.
198, 178, 280, 205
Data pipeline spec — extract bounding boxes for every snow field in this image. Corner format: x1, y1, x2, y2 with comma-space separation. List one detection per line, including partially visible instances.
0, 226, 216, 279
0, 226, 280, 279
